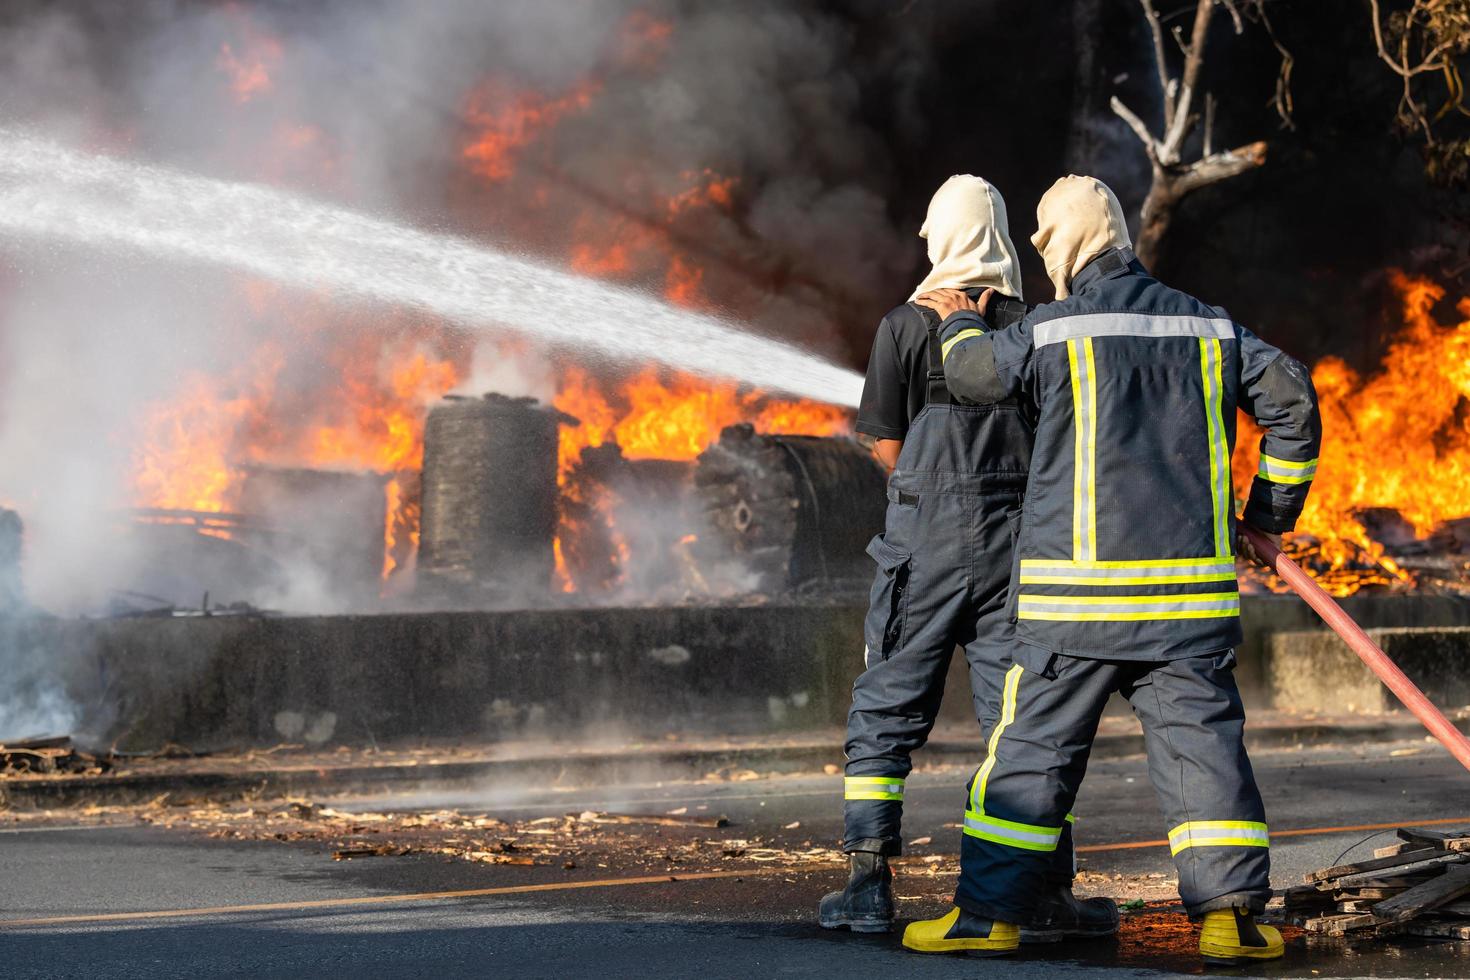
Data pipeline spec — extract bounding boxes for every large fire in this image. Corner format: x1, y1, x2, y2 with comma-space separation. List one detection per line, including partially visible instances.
550, 366, 850, 592
128, 290, 467, 580
125, 10, 851, 601
1234, 271, 1470, 595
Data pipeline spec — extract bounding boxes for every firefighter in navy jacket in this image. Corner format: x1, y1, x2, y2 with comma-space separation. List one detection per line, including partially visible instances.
900, 175, 1321, 964
820, 176, 1116, 944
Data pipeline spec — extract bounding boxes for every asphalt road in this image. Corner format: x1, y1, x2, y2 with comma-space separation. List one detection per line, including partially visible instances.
3, 739, 1470, 979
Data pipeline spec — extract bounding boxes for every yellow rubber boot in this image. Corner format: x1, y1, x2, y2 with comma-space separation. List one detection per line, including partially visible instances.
1199, 908, 1284, 965
902, 907, 1019, 956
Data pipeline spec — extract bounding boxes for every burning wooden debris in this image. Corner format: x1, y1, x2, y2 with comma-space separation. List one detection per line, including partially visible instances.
1239, 510, 1470, 598
1286, 826, 1470, 940
0, 736, 111, 777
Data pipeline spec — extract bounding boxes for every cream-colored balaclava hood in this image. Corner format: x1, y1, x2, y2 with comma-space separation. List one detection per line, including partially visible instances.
1030, 175, 1131, 299
908, 175, 1024, 302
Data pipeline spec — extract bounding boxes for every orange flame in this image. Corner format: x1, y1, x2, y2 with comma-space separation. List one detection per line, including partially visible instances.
550, 367, 850, 592
131, 293, 463, 582
1233, 271, 1470, 594
215, 25, 283, 104
462, 80, 599, 182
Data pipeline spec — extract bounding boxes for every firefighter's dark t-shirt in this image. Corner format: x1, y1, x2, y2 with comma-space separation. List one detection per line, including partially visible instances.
856, 291, 1026, 440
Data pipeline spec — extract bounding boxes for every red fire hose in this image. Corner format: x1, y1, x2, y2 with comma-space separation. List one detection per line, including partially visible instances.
1242, 525, 1470, 774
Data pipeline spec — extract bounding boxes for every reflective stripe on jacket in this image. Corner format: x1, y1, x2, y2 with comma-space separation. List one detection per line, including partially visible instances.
937, 247, 1321, 660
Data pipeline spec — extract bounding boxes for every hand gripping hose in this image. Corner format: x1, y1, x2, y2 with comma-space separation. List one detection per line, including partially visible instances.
1242, 525, 1470, 774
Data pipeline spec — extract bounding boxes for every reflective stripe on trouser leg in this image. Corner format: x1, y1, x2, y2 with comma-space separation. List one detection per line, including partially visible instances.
845, 776, 904, 801
1126, 652, 1272, 915
964, 666, 1064, 851
1169, 820, 1269, 854
954, 655, 1116, 924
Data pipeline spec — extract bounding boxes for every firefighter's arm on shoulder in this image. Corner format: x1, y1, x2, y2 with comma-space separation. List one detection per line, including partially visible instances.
938, 311, 1033, 405
1236, 325, 1322, 534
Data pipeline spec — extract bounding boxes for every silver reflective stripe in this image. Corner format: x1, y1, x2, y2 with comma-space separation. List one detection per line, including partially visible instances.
1020, 559, 1234, 580
962, 813, 1062, 851
1259, 455, 1318, 484
1035, 313, 1235, 348
1168, 820, 1269, 855
1018, 594, 1241, 614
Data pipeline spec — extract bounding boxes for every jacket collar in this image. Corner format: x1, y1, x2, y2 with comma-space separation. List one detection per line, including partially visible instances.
1069, 246, 1144, 295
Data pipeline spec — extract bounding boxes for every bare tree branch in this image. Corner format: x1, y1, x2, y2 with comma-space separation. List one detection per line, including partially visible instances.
1171, 141, 1269, 197
1109, 95, 1161, 162
1159, 0, 1215, 165
1139, 0, 1176, 123
1219, 0, 1246, 34
1109, 0, 1283, 267
1255, 0, 1296, 130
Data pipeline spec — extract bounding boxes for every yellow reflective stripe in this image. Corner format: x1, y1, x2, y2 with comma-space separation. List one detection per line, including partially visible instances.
1020, 592, 1240, 606
1067, 338, 1097, 562
1200, 338, 1232, 558
1258, 454, 1318, 484
1260, 454, 1317, 472
970, 664, 1023, 812
1021, 608, 1241, 622
1018, 591, 1241, 622
1021, 557, 1236, 570
1019, 557, 1239, 585
1168, 820, 1269, 855
1066, 813, 1076, 824
844, 776, 903, 801
962, 809, 1062, 852
1020, 572, 1236, 585
940, 328, 985, 361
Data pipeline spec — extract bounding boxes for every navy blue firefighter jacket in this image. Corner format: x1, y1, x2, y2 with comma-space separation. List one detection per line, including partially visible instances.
938, 247, 1322, 660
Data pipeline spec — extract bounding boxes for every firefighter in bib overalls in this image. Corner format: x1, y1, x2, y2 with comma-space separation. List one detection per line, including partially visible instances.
819, 175, 1117, 942
902, 175, 1321, 964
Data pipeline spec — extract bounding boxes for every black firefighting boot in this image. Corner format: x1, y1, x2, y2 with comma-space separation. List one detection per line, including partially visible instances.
818, 848, 894, 933
1199, 907, 1284, 965
902, 907, 1019, 956
1019, 885, 1120, 943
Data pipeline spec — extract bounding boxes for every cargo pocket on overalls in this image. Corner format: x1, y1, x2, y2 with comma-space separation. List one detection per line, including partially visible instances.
1004, 505, 1024, 624
864, 534, 911, 668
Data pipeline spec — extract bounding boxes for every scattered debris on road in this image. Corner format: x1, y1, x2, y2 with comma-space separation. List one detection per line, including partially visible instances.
1287, 826, 1470, 941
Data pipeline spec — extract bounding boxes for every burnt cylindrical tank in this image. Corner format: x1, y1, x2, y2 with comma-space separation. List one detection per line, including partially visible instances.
692, 424, 884, 594
417, 394, 563, 601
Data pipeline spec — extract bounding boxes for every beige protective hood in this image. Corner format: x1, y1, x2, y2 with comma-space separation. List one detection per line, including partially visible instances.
1030, 175, 1131, 299
908, 175, 1023, 302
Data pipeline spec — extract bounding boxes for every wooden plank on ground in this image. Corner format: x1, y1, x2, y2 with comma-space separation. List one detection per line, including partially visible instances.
1371, 866, 1470, 924
1308, 848, 1440, 883
1334, 887, 1411, 900
1333, 853, 1468, 889
1303, 913, 1382, 936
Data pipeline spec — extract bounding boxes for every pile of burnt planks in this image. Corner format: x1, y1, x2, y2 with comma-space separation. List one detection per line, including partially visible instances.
1286, 827, 1470, 940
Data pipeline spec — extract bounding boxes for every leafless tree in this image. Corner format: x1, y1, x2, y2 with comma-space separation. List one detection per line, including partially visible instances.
1110, 0, 1291, 266
1369, 0, 1470, 186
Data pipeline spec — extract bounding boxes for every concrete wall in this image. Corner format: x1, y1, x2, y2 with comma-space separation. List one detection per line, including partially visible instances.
0, 605, 862, 751
5, 591, 1469, 749
1269, 627, 1470, 714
